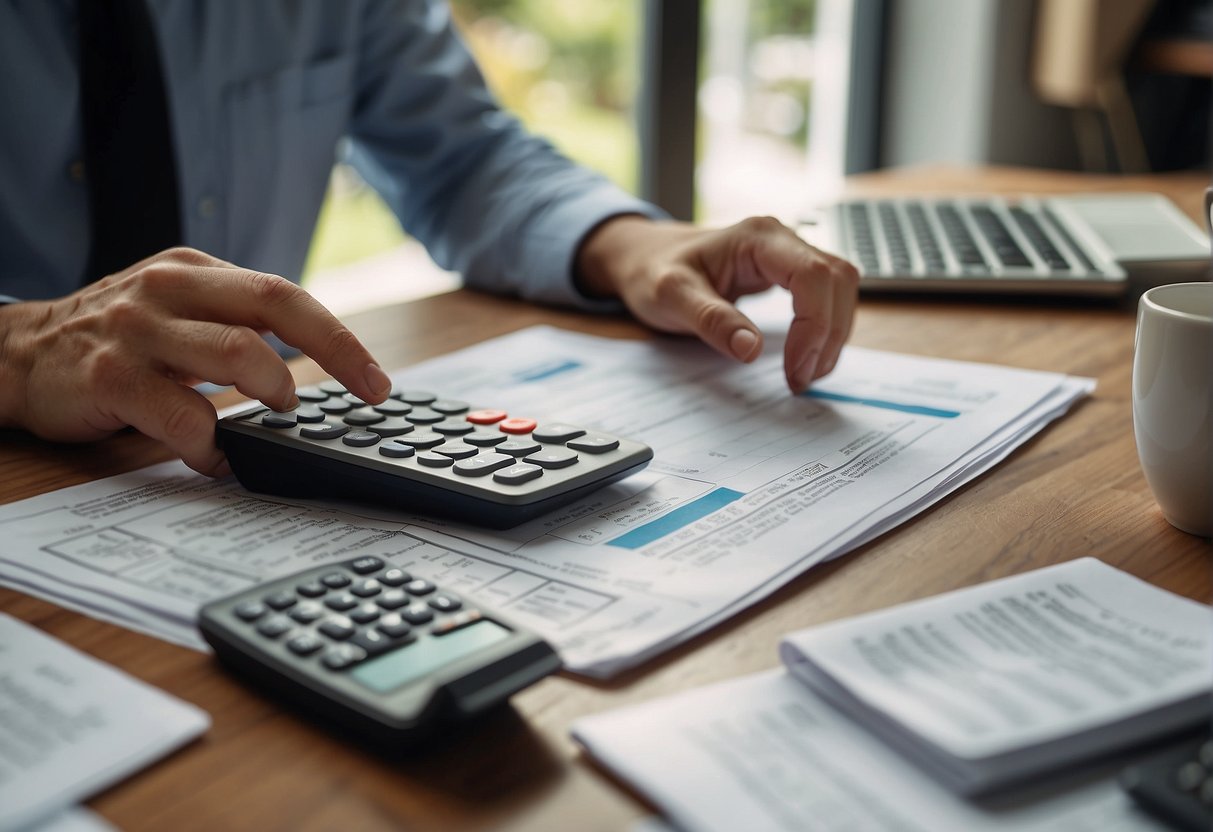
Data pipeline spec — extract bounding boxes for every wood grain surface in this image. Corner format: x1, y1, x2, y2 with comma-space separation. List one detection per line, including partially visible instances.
2, 166, 1209, 832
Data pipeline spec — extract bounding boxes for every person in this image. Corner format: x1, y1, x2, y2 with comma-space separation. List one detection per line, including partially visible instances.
0, 0, 858, 478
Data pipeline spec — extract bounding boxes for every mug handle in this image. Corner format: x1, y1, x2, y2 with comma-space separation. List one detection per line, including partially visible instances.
1206, 185, 1213, 239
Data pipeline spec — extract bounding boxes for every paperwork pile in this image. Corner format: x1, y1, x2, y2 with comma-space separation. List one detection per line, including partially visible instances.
0, 326, 1093, 678
573, 559, 1210, 831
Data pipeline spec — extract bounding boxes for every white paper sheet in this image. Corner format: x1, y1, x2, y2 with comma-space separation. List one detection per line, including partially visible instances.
0, 327, 1092, 677
0, 614, 210, 832
572, 670, 1172, 832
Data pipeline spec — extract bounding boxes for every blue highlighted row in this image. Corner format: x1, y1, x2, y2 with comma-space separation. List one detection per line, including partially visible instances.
609, 488, 745, 550
803, 389, 960, 419
512, 359, 583, 383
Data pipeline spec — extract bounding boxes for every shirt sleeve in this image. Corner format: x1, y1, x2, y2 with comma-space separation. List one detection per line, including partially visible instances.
344, 0, 667, 310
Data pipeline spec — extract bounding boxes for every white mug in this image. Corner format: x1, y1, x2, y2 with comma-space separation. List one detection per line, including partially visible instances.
1132, 281, 1213, 537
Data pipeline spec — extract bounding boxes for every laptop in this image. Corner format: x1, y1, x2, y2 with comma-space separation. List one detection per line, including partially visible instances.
798, 193, 1210, 296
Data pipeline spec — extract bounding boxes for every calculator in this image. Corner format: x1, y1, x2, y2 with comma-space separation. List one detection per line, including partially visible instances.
1119, 730, 1213, 832
198, 556, 561, 744
216, 381, 653, 528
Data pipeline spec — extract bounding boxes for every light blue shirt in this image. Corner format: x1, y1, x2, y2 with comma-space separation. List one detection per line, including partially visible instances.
0, 0, 662, 307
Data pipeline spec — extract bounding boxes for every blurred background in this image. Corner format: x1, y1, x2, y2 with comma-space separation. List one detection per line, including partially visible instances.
303, 0, 1211, 316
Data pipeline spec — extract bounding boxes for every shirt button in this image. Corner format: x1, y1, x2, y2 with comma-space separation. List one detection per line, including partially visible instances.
68, 160, 86, 182
197, 196, 217, 219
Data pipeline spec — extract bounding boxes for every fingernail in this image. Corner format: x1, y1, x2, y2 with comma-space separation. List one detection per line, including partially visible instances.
364, 363, 392, 398
283, 394, 300, 411
730, 329, 760, 361
791, 363, 817, 394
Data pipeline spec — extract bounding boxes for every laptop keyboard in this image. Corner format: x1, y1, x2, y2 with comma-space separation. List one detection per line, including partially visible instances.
840, 198, 1105, 280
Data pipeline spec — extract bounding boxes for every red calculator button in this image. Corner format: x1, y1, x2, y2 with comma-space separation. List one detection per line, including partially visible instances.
499, 417, 537, 434
466, 409, 507, 425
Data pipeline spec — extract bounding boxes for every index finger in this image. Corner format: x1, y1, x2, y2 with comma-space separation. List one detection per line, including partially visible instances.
156, 267, 393, 403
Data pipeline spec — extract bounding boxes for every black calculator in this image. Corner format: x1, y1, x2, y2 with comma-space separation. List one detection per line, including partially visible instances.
198, 556, 561, 744
216, 381, 653, 528
1119, 730, 1213, 832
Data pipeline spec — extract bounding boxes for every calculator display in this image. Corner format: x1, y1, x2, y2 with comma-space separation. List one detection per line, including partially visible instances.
350, 620, 511, 693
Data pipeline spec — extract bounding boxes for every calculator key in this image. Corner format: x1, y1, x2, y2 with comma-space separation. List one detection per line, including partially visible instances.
321, 643, 366, 670
286, 633, 324, 656
233, 601, 266, 622
401, 603, 434, 625
367, 418, 415, 438
431, 609, 483, 636
431, 399, 470, 415
351, 578, 382, 597
464, 430, 508, 447
453, 452, 513, 477
397, 390, 437, 405
295, 404, 326, 423
319, 617, 356, 640
351, 556, 385, 574
371, 399, 412, 416
318, 380, 348, 395
299, 423, 350, 440
433, 419, 475, 436
532, 423, 586, 443
343, 408, 385, 426
377, 614, 412, 639
342, 430, 381, 448
318, 400, 352, 415
566, 434, 620, 454
289, 601, 326, 624
320, 571, 351, 589
466, 409, 507, 425
433, 443, 478, 460
396, 432, 445, 449
405, 407, 445, 424
342, 393, 369, 407
405, 579, 436, 596
296, 385, 329, 402
494, 463, 543, 485
428, 594, 461, 613
260, 411, 297, 429
296, 580, 326, 597
379, 568, 410, 587
263, 590, 297, 611
497, 439, 541, 457
377, 589, 410, 610
417, 451, 454, 468
499, 417, 537, 434
352, 627, 398, 657
349, 603, 382, 624
256, 615, 294, 639
524, 447, 579, 469
379, 440, 418, 459
324, 592, 358, 612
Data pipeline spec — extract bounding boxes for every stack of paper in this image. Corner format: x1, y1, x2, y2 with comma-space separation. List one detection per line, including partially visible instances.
779, 558, 1213, 794
0, 326, 1094, 678
573, 559, 1211, 832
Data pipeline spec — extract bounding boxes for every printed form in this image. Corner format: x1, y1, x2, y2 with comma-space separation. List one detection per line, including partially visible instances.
0, 327, 1093, 677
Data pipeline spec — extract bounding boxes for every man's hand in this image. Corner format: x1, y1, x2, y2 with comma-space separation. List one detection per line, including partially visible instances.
576, 215, 859, 393
0, 248, 391, 476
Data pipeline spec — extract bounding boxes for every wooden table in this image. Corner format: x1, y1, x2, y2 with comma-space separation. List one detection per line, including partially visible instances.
2, 166, 1209, 832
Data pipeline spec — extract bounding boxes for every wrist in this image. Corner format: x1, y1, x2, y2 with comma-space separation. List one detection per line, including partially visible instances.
573, 214, 661, 300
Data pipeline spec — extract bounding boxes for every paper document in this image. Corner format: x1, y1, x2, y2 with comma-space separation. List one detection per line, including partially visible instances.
0, 613, 210, 832
573, 670, 1171, 832
0, 327, 1093, 677
780, 558, 1213, 793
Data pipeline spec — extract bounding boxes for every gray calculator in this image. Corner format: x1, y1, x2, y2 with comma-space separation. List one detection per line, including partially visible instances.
216, 381, 653, 528
198, 556, 561, 744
